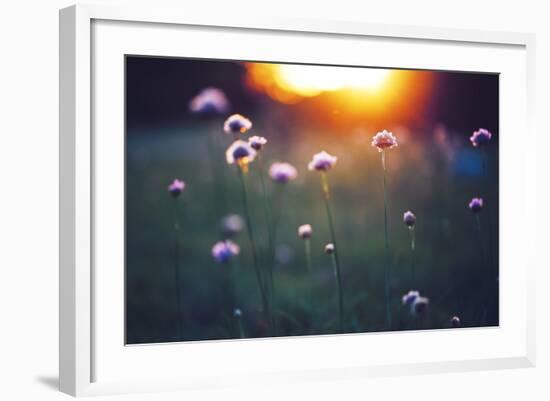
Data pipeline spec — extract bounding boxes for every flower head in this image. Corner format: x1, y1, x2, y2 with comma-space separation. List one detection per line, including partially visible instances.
470, 128, 492, 148
298, 224, 312, 239
371, 129, 398, 152
233, 308, 243, 318
403, 210, 416, 227
324, 243, 335, 255
248, 136, 267, 151
402, 290, 420, 305
168, 179, 185, 197
450, 316, 461, 328
269, 162, 298, 183
308, 151, 337, 172
225, 140, 257, 167
468, 197, 484, 213
220, 214, 244, 237
211, 240, 240, 263
411, 296, 430, 315
223, 114, 252, 135
189, 87, 229, 115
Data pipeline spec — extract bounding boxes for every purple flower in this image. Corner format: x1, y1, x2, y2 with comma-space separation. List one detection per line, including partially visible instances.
371, 129, 398, 152
269, 162, 298, 183
324, 243, 335, 254
248, 136, 267, 151
220, 214, 244, 237
225, 140, 257, 165
468, 197, 484, 213
411, 296, 430, 315
211, 240, 240, 263
168, 179, 185, 197
450, 316, 461, 328
402, 290, 420, 305
298, 224, 312, 239
223, 114, 252, 135
403, 210, 416, 227
470, 128, 492, 148
307, 151, 337, 172
189, 87, 229, 115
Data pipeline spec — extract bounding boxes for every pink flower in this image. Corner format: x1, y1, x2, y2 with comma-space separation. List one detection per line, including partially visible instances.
470, 128, 492, 147
211, 240, 240, 263
307, 151, 337, 171
189, 87, 230, 115
269, 162, 297, 183
371, 129, 398, 152
223, 114, 252, 135
225, 140, 257, 165
298, 224, 312, 239
168, 179, 185, 197
248, 136, 267, 151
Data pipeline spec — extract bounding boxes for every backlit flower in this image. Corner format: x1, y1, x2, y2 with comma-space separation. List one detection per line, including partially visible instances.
211, 240, 240, 263
225, 140, 257, 166
308, 151, 337, 171
168, 179, 185, 197
468, 197, 484, 213
189, 87, 229, 115
403, 210, 416, 227
223, 114, 252, 135
450, 316, 461, 328
371, 129, 398, 152
298, 224, 312, 239
470, 128, 492, 148
220, 214, 244, 237
269, 162, 298, 183
402, 290, 420, 305
248, 136, 267, 151
233, 308, 243, 318
324, 243, 335, 255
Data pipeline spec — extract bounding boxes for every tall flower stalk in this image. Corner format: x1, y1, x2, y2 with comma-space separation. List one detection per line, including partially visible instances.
372, 130, 398, 330
225, 139, 271, 332
308, 151, 343, 333
168, 179, 186, 338
403, 211, 416, 285
298, 224, 313, 311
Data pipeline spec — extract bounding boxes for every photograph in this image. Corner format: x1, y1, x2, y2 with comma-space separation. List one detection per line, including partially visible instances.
125, 56, 499, 344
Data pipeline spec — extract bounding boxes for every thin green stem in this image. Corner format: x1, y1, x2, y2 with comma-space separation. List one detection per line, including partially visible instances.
320, 172, 344, 333
237, 166, 271, 331
409, 227, 416, 287
257, 155, 276, 333
173, 199, 183, 339
382, 151, 392, 330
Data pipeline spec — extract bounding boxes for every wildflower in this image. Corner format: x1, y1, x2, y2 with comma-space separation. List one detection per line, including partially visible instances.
450, 316, 461, 328
248, 136, 267, 151
371, 129, 398, 152
470, 128, 492, 148
324, 243, 335, 255
298, 224, 312, 239
211, 240, 240, 263
168, 179, 185, 197
403, 210, 416, 227
468, 197, 484, 213
307, 151, 337, 172
402, 290, 420, 305
233, 308, 243, 318
189, 87, 229, 115
269, 162, 298, 183
220, 214, 244, 237
411, 296, 430, 315
225, 140, 257, 169
223, 114, 252, 135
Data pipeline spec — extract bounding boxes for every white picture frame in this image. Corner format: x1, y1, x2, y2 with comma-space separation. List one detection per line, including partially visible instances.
59, 4, 536, 397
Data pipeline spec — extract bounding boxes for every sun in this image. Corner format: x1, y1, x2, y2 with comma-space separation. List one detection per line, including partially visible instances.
274, 64, 392, 97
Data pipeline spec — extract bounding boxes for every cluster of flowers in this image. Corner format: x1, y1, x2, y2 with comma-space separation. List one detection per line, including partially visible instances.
169, 86, 494, 329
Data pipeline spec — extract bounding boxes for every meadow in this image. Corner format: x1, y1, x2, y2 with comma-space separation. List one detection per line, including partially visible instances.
125, 57, 499, 344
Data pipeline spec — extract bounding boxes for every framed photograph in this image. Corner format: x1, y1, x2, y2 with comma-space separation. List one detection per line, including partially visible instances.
59, 4, 536, 396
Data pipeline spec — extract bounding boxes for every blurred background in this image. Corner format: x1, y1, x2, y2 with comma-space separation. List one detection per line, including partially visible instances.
125, 56, 499, 344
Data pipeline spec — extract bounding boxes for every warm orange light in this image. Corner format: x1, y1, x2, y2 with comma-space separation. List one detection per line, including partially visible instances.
244, 62, 435, 127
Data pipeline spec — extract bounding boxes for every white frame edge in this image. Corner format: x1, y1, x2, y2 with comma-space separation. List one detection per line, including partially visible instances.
59, 3, 536, 397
